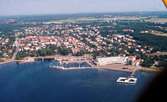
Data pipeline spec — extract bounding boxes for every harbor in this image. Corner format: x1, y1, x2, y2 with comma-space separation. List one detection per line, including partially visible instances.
49, 61, 93, 70
0, 55, 160, 85
0, 55, 161, 73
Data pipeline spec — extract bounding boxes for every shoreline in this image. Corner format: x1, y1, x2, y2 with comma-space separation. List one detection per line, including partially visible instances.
96, 64, 161, 73
0, 59, 161, 73
96, 64, 136, 72
0, 60, 15, 65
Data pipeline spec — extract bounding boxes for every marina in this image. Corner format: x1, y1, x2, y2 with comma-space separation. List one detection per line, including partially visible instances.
49, 60, 93, 70
49, 59, 139, 85
0, 55, 161, 73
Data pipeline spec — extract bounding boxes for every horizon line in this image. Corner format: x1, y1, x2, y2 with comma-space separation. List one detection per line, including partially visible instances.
0, 10, 167, 17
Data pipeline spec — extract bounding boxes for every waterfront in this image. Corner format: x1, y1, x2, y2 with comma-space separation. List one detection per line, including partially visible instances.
0, 55, 161, 73
0, 61, 156, 102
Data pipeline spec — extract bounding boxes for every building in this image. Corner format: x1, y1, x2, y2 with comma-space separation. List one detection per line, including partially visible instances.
97, 56, 128, 66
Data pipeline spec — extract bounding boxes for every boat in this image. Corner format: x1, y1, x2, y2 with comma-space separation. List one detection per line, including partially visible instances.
116, 77, 128, 83
50, 65, 91, 70
49, 61, 92, 70
116, 77, 137, 84
127, 77, 138, 84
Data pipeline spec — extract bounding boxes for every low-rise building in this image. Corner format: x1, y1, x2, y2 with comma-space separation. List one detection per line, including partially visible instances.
97, 56, 128, 66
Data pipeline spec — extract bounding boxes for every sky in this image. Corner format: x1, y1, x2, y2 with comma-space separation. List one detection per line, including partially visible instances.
0, 0, 166, 16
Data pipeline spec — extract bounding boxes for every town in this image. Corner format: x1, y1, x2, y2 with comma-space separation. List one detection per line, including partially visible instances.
0, 14, 167, 70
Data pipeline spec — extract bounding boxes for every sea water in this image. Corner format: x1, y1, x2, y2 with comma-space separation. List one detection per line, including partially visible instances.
0, 61, 155, 102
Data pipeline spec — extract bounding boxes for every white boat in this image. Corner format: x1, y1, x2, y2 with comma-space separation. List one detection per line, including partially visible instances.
116, 77, 128, 83
127, 77, 138, 84
116, 77, 137, 84
49, 61, 92, 70
50, 65, 91, 70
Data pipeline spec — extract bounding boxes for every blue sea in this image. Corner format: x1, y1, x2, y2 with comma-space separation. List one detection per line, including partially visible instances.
0, 61, 155, 102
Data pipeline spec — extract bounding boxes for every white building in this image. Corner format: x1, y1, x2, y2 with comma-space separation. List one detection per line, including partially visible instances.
97, 56, 128, 66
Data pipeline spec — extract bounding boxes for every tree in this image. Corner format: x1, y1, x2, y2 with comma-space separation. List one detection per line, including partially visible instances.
57, 47, 71, 56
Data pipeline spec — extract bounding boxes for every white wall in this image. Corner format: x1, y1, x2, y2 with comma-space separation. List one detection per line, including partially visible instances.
97, 56, 128, 66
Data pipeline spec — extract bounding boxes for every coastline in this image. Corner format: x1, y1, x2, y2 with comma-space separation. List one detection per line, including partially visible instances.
0, 60, 15, 65
0, 57, 161, 73
96, 64, 136, 72
96, 64, 161, 73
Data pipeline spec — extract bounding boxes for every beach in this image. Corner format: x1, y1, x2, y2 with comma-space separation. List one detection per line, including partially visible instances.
97, 64, 161, 73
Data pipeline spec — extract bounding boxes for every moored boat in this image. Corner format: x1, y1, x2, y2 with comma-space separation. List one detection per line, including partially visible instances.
116, 77, 137, 84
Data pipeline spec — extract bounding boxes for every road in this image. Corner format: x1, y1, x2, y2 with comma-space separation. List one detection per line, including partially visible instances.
12, 37, 19, 60
148, 52, 167, 56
